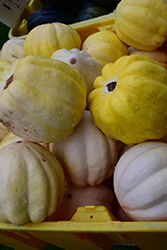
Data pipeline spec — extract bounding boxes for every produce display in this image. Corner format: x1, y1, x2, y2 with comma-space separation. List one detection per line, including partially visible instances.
0, 0, 167, 231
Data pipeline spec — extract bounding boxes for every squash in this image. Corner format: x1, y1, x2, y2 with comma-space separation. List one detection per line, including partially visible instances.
46, 181, 114, 221
0, 132, 65, 226
51, 48, 102, 97
88, 54, 167, 145
27, 7, 76, 32
24, 22, 82, 58
82, 30, 128, 68
0, 39, 26, 63
0, 55, 87, 143
113, 141, 167, 221
114, 0, 167, 51
49, 110, 122, 187
128, 46, 167, 70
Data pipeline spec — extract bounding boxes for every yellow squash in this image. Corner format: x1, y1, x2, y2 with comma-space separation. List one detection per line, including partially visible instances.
114, 0, 167, 51
82, 30, 128, 68
0, 55, 87, 143
88, 54, 167, 145
24, 22, 82, 58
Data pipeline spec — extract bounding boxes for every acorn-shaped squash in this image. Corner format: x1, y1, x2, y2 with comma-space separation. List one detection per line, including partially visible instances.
1, 39, 26, 63
114, 141, 167, 221
0, 132, 65, 226
49, 110, 122, 187
0, 55, 87, 143
24, 22, 82, 58
82, 30, 128, 68
88, 54, 167, 145
51, 48, 102, 97
114, 0, 167, 51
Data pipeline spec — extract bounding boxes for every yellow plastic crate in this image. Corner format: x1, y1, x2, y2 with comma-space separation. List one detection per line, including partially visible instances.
0, 205, 167, 250
8, 11, 116, 41
3, 7, 167, 250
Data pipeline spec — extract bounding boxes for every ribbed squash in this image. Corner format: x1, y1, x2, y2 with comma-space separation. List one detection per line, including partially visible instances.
0, 132, 65, 226
88, 54, 167, 145
1, 39, 26, 63
82, 30, 128, 68
114, 141, 167, 221
49, 110, 122, 187
51, 48, 102, 97
114, 0, 167, 51
0, 55, 87, 143
24, 22, 82, 58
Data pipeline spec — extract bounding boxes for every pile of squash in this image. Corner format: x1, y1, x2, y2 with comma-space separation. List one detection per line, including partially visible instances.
1, 0, 167, 226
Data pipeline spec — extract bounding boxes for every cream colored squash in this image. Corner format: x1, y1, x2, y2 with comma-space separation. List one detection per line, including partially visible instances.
1, 39, 26, 63
0, 55, 87, 143
49, 110, 122, 187
0, 132, 65, 226
51, 48, 102, 96
114, 141, 167, 221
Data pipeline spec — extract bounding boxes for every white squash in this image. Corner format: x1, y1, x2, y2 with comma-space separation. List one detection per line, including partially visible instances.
1, 39, 26, 63
51, 48, 102, 96
49, 110, 122, 187
114, 141, 167, 221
